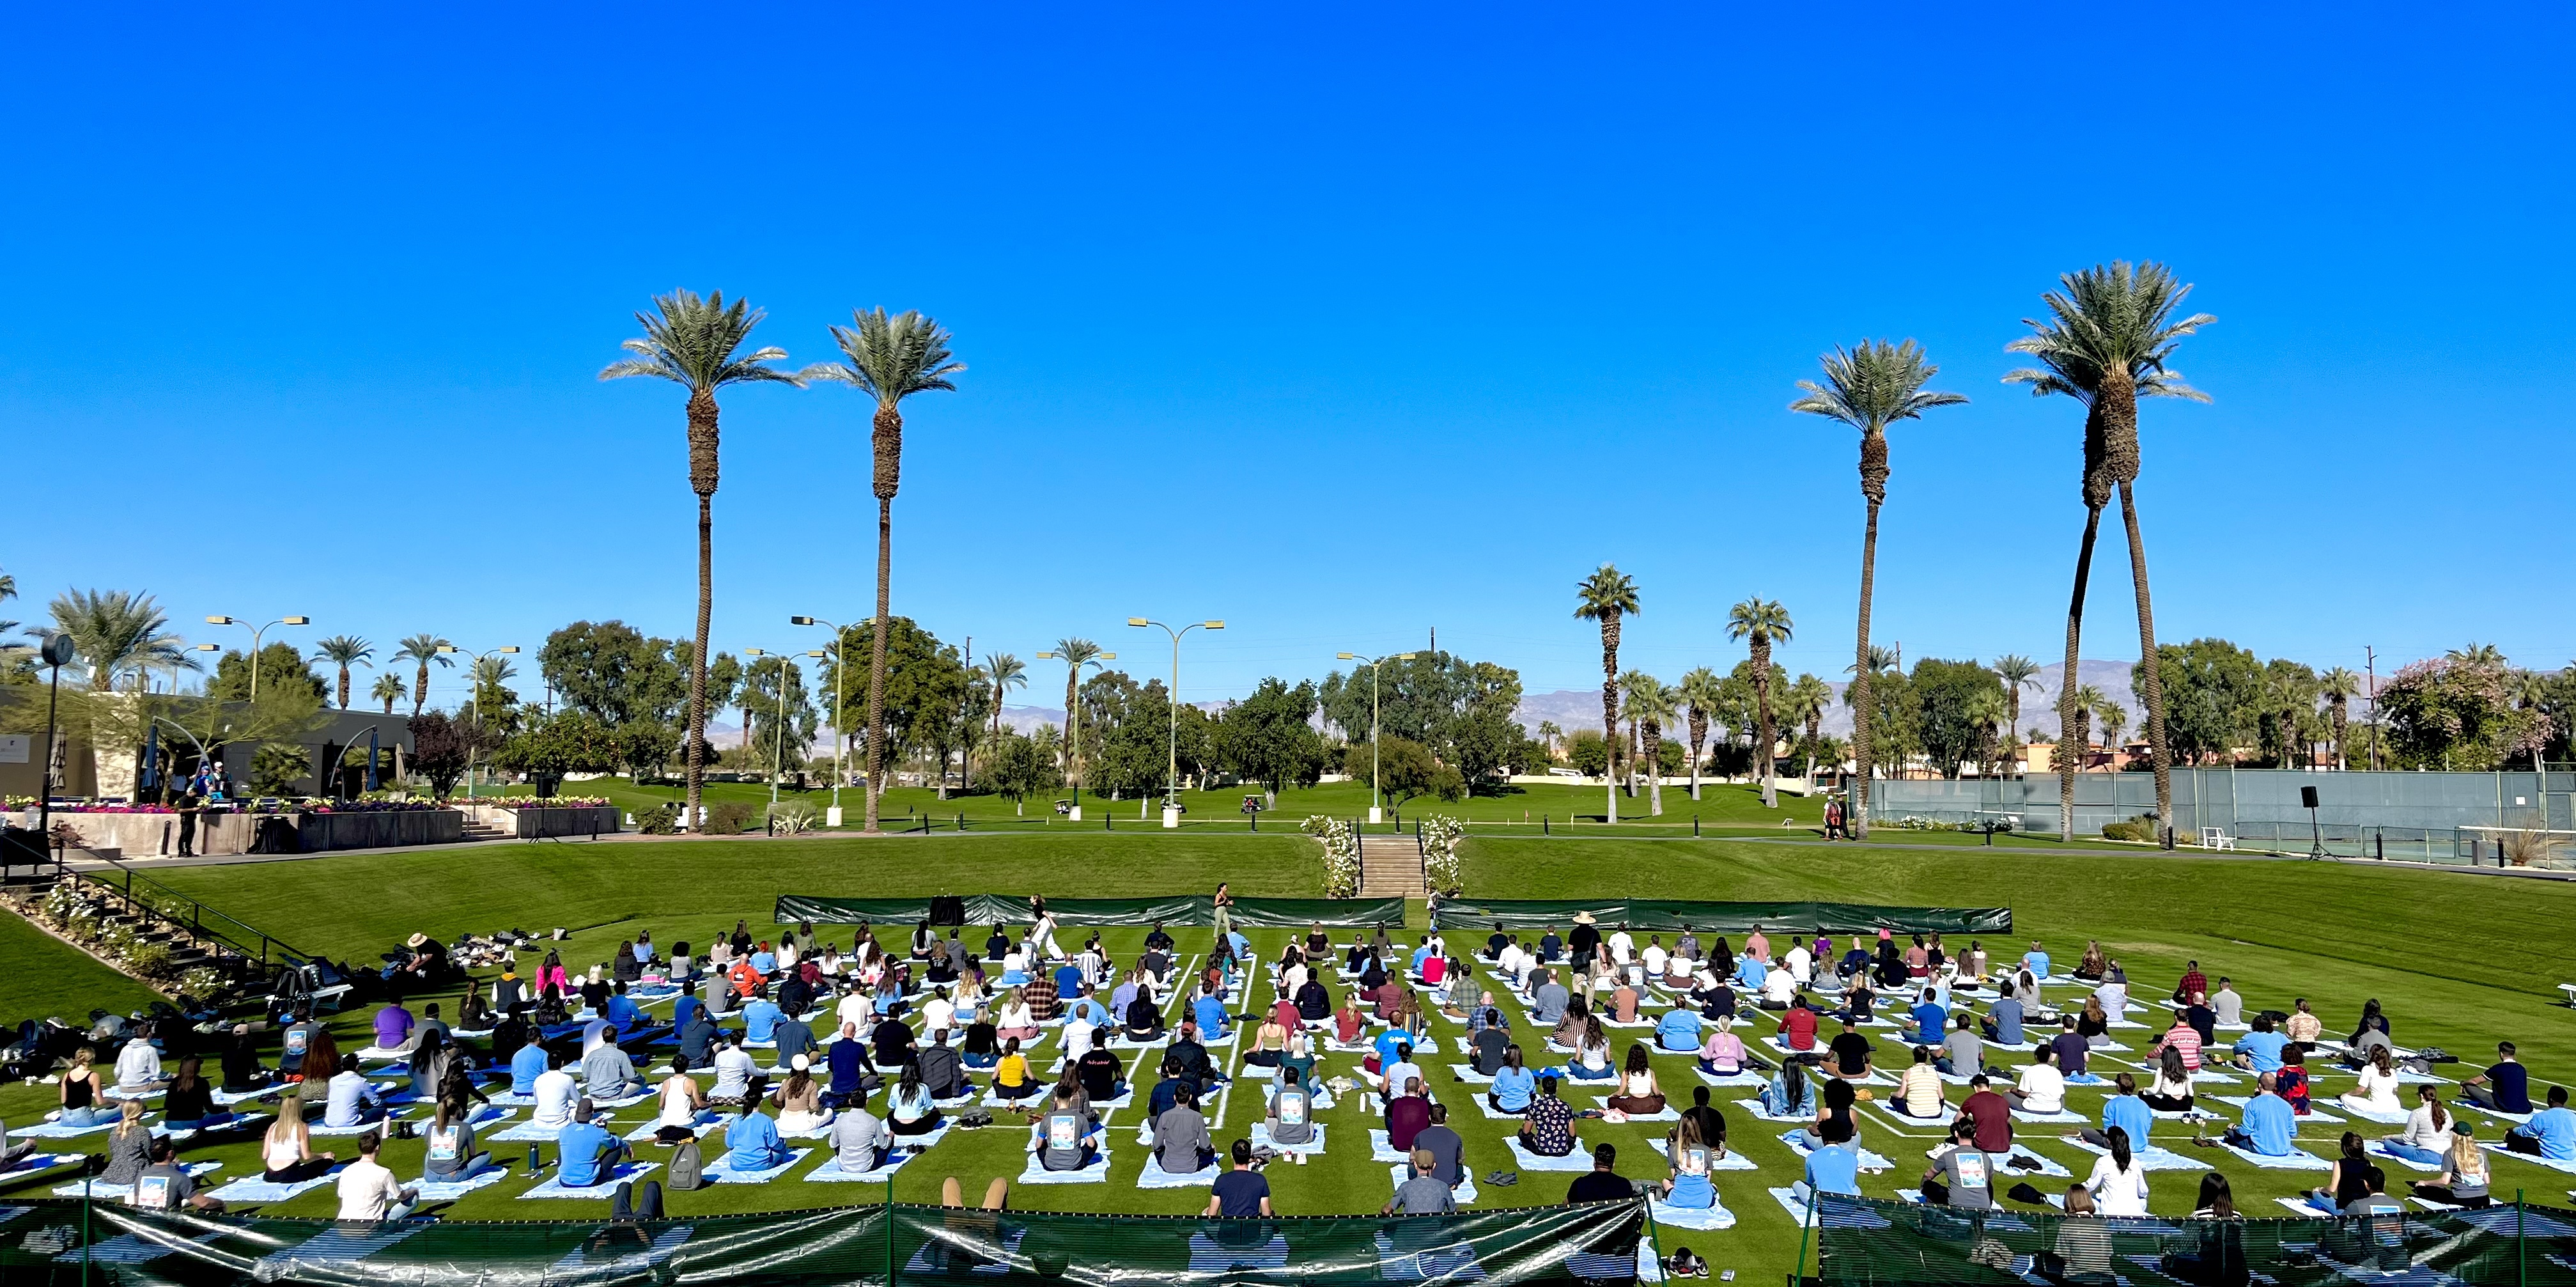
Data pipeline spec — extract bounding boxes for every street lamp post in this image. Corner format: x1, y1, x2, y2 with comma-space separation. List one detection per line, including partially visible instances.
789, 616, 848, 826
1336, 651, 1418, 825
442, 644, 519, 799
31, 634, 76, 864
205, 614, 311, 703
1035, 648, 1115, 822
1128, 618, 1224, 829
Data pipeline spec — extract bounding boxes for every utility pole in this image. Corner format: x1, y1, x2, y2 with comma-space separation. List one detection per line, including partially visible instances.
2364, 646, 2381, 772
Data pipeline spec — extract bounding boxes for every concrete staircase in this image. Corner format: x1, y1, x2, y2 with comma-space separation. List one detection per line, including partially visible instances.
461, 817, 511, 843
1358, 831, 1425, 898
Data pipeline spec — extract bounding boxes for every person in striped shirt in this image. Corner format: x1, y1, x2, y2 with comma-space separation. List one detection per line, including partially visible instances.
2152, 1013, 2204, 1073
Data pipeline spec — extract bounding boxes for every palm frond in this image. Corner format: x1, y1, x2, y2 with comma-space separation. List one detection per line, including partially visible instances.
600, 290, 798, 392
807, 308, 965, 406
1790, 339, 1967, 433
2004, 261, 2215, 402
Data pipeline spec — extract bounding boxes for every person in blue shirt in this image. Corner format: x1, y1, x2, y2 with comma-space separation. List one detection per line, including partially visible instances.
511, 1039, 551, 1095
1801, 1117, 1862, 1196
1066, 989, 1111, 1029
2220, 1072, 2297, 1157
554, 1100, 628, 1188
2081, 1072, 2155, 1151
1225, 930, 1251, 962
1487, 1047, 1536, 1114
742, 992, 784, 1045
750, 944, 778, 975
1192, 987, 1230, 1040
1053, 962, 1086, 1001
672, 991, 701, 1031
1735, 955, 1767, 992
1373, 1025, 1413, 1075
1147, 1056, 1191, 1123
604, 983, 643, 1034
2230, 1015, 2289, 1075
826, 1024, 871, 1108
1655, 1006, 1704, 1054
1909, 989, 1947, 1047
2506, 1084, 2576, 1161
2021, 942, 2051, 981
724, 1100, 790, 1172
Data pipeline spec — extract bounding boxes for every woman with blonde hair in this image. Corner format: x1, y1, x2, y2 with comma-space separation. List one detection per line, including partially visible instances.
260, 1091, 337, 1183
2410, 1122, 2490, 1208
97, 1098, 155, 1185
55, 1046, 111, 1127
995, 988, 1038, 1042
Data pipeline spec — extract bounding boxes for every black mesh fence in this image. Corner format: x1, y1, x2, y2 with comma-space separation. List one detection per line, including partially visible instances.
0, 1194, 1647, 1287
1806, 1191, 2576, 1286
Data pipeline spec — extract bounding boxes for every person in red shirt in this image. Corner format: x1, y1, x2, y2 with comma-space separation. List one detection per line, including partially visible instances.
1955, 1074, 2013, 1153
729, 957, 761, 998
1386, 1075, 1432, 1151
2277, 1045, 2313, 1115
1780, 1000, 1820, 1052
2171, 962, 2208, 1007
1269, 997, 1301, 1034
1333, 998, 1365, 1045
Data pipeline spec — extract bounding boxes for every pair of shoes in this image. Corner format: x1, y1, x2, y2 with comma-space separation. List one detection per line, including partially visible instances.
1484, 1169, 1519, 1187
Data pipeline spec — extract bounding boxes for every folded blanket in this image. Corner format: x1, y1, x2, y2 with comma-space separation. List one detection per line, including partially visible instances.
411, 1167, 512, 1200
2215, 1140, 2329, 1170
2008, 1108, 2088, 1125
1017, 1146, 1112, 1185
1250, 1123, 1326, 1156
1137, 1155, 1221, 1188
1502, 1135, 1593, 1172
1649, 1199, 1736, 1230
206, 1168, 344, 1204
707, 1147, 810, 1184
1644, 1139, 1758, 1169
520, 1162, 659, 1198
2065, 1138, 2202, 1171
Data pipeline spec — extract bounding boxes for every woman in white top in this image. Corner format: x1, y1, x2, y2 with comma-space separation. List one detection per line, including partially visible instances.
996, 992, 1039, 1041
1569, 1018, 1616, 1081
654, 1055, 706, 1143
1281, 960, 1310, 997
2083, 1126, 2152, 1217
1606, 1043, 1666, 1114
261, 1091, 336, 1182
2383, 1085, 2455, 1167
2338, 1046, 2404, 1117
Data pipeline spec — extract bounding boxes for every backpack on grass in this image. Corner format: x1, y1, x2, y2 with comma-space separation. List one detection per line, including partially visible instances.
665, 1139, 706, 1190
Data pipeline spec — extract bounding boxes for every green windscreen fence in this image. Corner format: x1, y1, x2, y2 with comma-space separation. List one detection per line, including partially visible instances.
0, 1195, 1647, 1286
1431, 899, 2010, 936
1807, 1191, 2576, 1286
774, 894, 1408, 929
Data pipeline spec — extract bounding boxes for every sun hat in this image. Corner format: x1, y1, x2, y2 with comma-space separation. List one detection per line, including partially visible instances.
407, 933, 429, 948
1572, 912, 1598, 926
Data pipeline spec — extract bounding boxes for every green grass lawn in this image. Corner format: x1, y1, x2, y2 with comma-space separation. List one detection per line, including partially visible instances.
0, 905, 167, 1022
6, 831, 2575, 1287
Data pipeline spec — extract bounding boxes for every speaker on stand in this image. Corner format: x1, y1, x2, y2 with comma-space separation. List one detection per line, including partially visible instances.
2301, 784, 2326, 860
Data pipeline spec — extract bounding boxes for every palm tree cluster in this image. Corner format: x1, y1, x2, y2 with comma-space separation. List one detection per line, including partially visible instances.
603, 293, 960, 834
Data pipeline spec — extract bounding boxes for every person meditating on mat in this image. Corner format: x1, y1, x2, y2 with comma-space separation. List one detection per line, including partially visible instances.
1152, 1084, 1215, 1174
2151, 1010, 2203, 1077
1386, 1075, 1432, 1151
557, 1098, 629, 1189
1922, 1118, 1994, 1209
1265, 1066, 1317, 1148
2213, 1071, 2295, 1157
1656, 1002, 1705, 1056
886, 1063, 943, 1137
1518, 1074, 1577, 1158
1488, 1046, 1537, 1116
831, 1084, 892, 1174
334, 1132, 417, 1222
2502, 1084, 2576, 1160
2409, 1123, 2488, 1208
2005, 1043, 2065, 1118
1826, 1018, 1875, 1080
1698, 1016, 1751, 1076
2378, 1085, 2452, 1167
723, 1097, 790, 1173
2460, 1041, 2533, 1115
2229, 1015, 2289, 1075
1937, 1014, 1984, 1079
1893, 1047, 1944, 1119
1606, 1045, 1666, 1116
2077, 1072, 2155, 1152
1763, 1058, 1817, 1120
1801, 1117, 1862, 1199
1779, 996, 1820, 1052
322, 1053, 387, 1129
1980, 983, 2025, 1047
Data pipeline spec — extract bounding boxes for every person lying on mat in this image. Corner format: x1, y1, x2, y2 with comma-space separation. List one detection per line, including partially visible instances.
2460, 1041, 2532, 1114
2005, 1044, 2065, 1117
2215, 1072, 2295, 1156
2503, 1084, 2576, 1160
1517, 1074, 1577, 1158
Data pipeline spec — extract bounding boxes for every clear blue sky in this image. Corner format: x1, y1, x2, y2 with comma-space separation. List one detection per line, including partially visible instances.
6, 4, 2570, 710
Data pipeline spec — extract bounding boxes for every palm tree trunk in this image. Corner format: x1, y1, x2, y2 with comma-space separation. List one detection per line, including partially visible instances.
1688, 714, 1705, 802
1600, 620, 1620, 825
1645, 722, 1664, 816
412, 662, 428, 717
2118, 481, 2173, 845
865, 494, 893, 832
336, 666, 351, 711
1064, 672, 1082, 790
1754, 637, 1776, 809
2331, 703, 2348, 770
686, 490, 713, 831
2059, 505, 2104, 842
1851, 500, 1881, 839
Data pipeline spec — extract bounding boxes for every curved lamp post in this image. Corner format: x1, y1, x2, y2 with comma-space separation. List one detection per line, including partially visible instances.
440, 644, 518, 799
1034, 648, 1115, 822
789, 616, 848, 825
1336, 651, 1418, 824
203, 615, 310, 703
1127, 618, 1223, 828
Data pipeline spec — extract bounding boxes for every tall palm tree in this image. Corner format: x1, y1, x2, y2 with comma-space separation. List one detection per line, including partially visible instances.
471, 655, 518, 715
984, 653, 1028, 754
1053, 639, 1104, 786
1792, 340, 1967, 840
1537, 720, 1563, 758
2067, 684, 2105, 767
2448, 643, 2506, 666
1786, 673, 1831, 787
2006, 261, 2215, 845
2320, 667, 2361, 768
601, 289, 800, 832
1678, 667, 1724, 801
371, 673, 407, 714
1992, 655, 2042, 742
803, 308, 963, 834
1622, 671, 1676, 817
47, 589, 187, 691
314, 636, 373, 710
1726, 598, 1794, 808
2097, 699, 2129, 760
1574, 565, 1641, 823
392, 634, 453, 717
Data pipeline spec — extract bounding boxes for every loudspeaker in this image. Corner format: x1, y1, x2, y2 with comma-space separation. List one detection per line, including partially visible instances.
2301, 786, 2320, 809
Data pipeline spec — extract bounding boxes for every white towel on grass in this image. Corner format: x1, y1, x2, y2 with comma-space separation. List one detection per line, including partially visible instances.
1921, 1141, 2068, 1177
1138, 1155, 1221, 1187
2336, 1101, 2410, 1125
1501, 1135, 1592, 1171
1594, 1097, 1680, 1123
1775, 1130, 1893, 1171
2365, 1141, 2443, 1173
493, 1118, 571, 1143
205, 1168, 341, 1204
0, 1153, 80, 1183
1017, 1146, 1112, 1184
1729, 1098, 1813, 1124
411, 1166, 512, 1200
2009, 1108, 2088, 1124
2215, 1140, 2329, 1170
18, 1117, 128, 1139
807, 1148, 923, 1183
707, 1148, 809, 1183
1450, 1065, 1495, 1085
1386, 1162, 1480, 1205
54, 1162, 220, 1199
520, 1162, 658, 1198
1696, 1069, 1767, 1089
2063, 1138, 2201, 1171
2275, 1197, 2338, 1218
2481, 1143, 2576, 1174
1649, 1199, 1735, 1230
307, 1118, 393, 1138
1250, 1123, 1326, 1156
